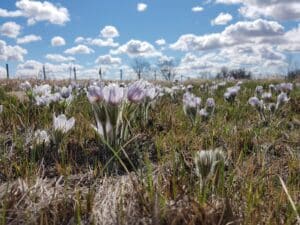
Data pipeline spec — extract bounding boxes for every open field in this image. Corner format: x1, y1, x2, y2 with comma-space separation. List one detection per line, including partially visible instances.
0, 79, 299, 225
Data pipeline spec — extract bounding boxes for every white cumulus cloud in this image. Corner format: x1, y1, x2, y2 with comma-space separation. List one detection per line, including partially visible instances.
64, 44, 94, 55
0, 40, 27, 61
95, 54, 122, 65
0, 0, 70, 25
192, 6, 204, 12
100, 25, 119, 38
216, 0, 300, 21
137, 3, 147, 12
17, 34, 41, 44
51, 36, 66, 46
45, 54, 75, 63
0, 21, 21, 38
211, 12, 233, 25
111, 39, 161, 58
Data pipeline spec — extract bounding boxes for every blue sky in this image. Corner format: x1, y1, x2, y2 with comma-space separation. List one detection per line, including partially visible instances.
0, 0, 300, 79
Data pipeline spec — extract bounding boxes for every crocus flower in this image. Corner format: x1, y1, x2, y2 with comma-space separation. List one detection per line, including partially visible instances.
20, 81, 32, 91
255, 86, 264, 96
261, 92, 272, 101
34, 129, 50, 145
60, 86, 72, 99
248, 97, 264, 110
87, 85, 104, 104
206, 98, 215, 110
280, 83, 293, 93
224, 86, 240, 102
33, 84, 51, 96
53, 113, 75, 133
127, 80, 146, 103
276, 92, 289, 109
103, 84, 125, 106
198, 108, 209, 118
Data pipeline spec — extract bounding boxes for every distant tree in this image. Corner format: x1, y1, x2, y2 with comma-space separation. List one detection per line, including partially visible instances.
287, 69, 300, 80
217, 67, 251, 79
286, 55, 300, 80
131, 58, 150, 79
157, 57, 177, 81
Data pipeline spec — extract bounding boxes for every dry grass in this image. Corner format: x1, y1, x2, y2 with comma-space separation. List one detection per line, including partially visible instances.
0, 79, 299, 225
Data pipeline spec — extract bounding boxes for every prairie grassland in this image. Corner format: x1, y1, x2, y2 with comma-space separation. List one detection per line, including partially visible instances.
0, 79, 299, 225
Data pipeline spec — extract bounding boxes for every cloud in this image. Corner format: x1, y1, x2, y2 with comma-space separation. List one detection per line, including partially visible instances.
89, 38, 119, 47
0, 40, 27, 61
0, 0, 70, 25
0, 8, 22, 17
211, 12, 233, 25
74, 36, 84, 44
216, 0, 300, 21
0, 22, 21, 38
100, 25, 119, 38
111, 39, 161, 58
45, 54, 75, 63
17, 34, 41, 44
95, 54, 122, 65
137, 3, 147, 12
171, 19, 284, 51
64, 44, 94, 55
51, 36, 66, 46
178, 44, 287, 78
16, 60, 84, 79
156, 39, 166, 46
192, 6, 204, 12
73, 37, 119, 47
277, 25, 300, 52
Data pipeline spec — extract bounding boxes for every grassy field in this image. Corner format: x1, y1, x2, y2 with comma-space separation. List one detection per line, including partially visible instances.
0, 79, 299, 225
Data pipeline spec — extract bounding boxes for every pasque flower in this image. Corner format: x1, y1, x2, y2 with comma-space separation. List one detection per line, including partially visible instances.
276, 92, 289, 109
103, 84, 125, 106
34, 129, 50, 145
53, 113, 75, 134
127, 80, 147, 103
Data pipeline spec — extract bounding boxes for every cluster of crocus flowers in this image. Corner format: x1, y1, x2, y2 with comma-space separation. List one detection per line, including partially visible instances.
248, 84, 291, 122
198, 98, 216, 119
19, 82, 75, 107
183, 91, 216, 124
183, 91, 201, 123
87, 80, 159, 148
224, 85, 241, 103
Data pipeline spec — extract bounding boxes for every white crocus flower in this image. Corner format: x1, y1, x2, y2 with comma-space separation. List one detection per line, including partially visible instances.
87, 85, 104, 104
103, 84, 125, 106
261, 92, 272, 101
20, 81, 32, 91
206, 98, 215, 115
33, 84, 52, 96
255, 86, 264, 96
248, 97, 263, 109
224, 86, 240, 103
34, 129, 50, 145
60, 86, 72, 99
276, 92, 289, 109
53, 114, 75, 133
127, 80, 146, 103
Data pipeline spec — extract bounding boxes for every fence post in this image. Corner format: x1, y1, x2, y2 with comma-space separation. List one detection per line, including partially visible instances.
6, 63, 9, 79
99, 67, 102, 80
154, 70, 156, 81
120, 69, 123, 81
73, 67, 77, 81
43, 65, 46, 80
